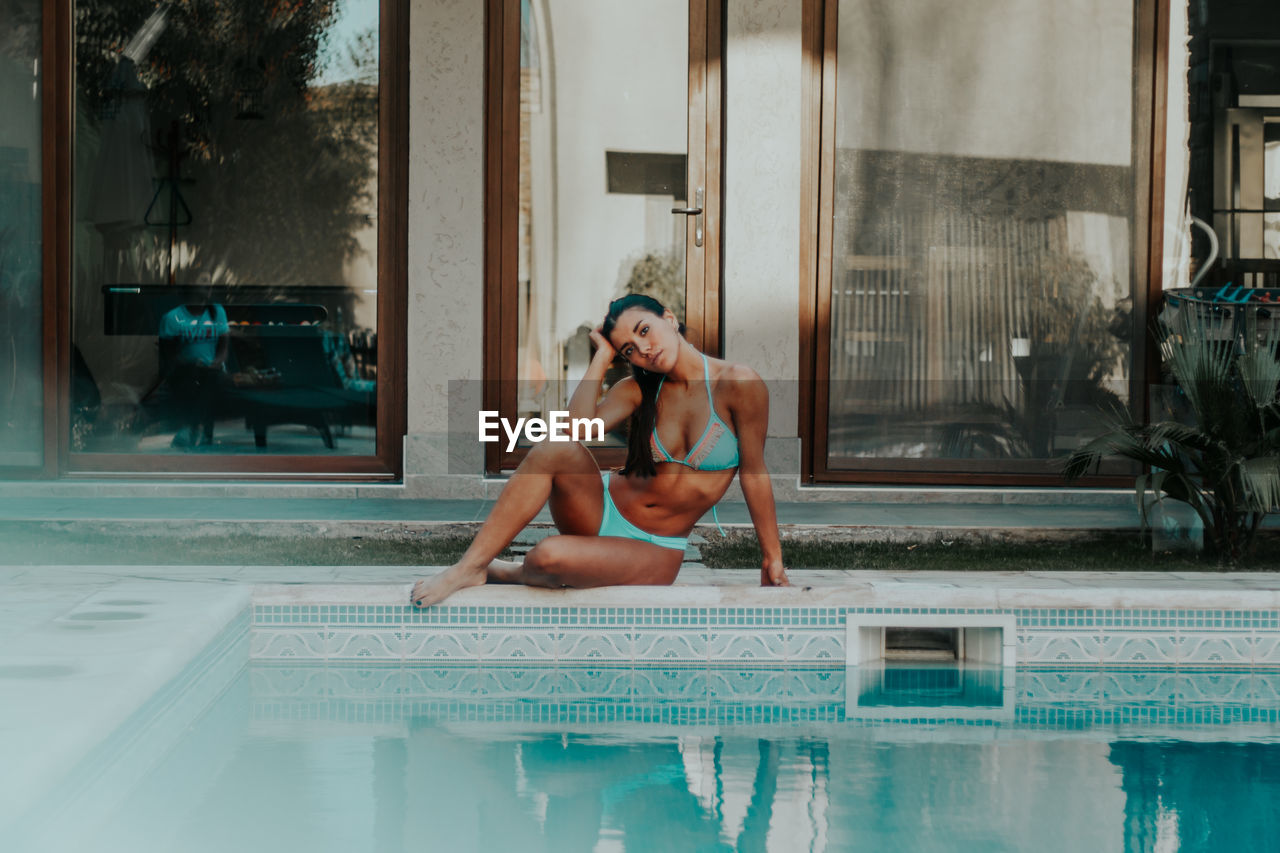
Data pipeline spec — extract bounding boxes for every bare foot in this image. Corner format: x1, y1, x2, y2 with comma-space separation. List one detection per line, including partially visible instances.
410, 563, 486, 607
486, 557, 525, 584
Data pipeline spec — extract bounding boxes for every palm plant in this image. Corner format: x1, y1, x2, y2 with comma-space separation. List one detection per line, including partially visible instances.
1064, 299, 1280, 562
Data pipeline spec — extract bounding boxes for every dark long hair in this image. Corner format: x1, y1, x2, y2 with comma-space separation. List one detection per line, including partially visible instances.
601, 294, 686, 478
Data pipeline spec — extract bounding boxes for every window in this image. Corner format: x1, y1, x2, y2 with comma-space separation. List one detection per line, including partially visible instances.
65, 0, 406, 475
806, 0, 1160, 484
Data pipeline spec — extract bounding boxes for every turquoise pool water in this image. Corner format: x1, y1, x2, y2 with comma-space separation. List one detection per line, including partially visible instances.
16, 664, 1280, 852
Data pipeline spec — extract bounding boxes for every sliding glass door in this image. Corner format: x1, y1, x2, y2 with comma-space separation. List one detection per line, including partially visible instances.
69, 0, 400, 472
813, 0, 1151, 482
487, 0, 722, 472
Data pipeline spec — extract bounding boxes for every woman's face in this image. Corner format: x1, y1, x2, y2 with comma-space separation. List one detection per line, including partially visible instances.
608, 307, 680, 373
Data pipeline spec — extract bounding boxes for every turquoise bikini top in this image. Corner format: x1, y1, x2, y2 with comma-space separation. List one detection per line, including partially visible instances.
650, 353, 740, 471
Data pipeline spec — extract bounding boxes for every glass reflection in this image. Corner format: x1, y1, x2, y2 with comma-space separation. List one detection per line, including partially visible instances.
515, 0, 688, 446
0, 0, 43, 468
72, 0, 379, 456
827, 0, 1136, 465
1265, 121, 1280, 259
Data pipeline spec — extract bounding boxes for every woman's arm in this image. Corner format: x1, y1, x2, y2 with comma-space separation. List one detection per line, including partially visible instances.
729, 366, 790, 586
567, 329, 641, 434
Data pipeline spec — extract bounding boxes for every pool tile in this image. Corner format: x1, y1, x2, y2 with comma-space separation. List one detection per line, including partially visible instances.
1250, 633, 1280, 666
632, 668, 710, 699
1018, 632, 1102, 664
1175, 633, 1252, 666
245, 594, 1280, 669
556, 631, 633, 662
477, 631, 560, 662
785, 630, 844, 663
631, 630, 708, 662
1097, 633, 1179, 665
251, 629, 329, 659
708, 631, 787, 662
405, 630, 482, 660
1171, 671, 1261, 703
328, 631, 400, 662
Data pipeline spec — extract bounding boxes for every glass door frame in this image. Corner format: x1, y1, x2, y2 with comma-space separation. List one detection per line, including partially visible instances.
799, 0, 1169, 486
483, 0, 724, 475
44, 0, 409, 479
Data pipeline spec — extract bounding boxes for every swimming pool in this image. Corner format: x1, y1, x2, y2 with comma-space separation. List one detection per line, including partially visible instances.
12, 660, 1280, 853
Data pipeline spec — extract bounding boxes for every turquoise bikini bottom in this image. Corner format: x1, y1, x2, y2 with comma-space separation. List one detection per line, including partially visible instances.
598, 472, 689, 552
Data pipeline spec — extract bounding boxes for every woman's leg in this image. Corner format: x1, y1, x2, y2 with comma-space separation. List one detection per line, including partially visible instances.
512, 535, 683, 588
410, 441, 604, 606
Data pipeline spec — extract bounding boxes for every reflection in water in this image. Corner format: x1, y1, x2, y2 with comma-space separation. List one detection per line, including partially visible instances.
29, 666, 1280, 853
1113, 742, 1280, 853
88, 726, 1280, 853
853, 662, 1008, 708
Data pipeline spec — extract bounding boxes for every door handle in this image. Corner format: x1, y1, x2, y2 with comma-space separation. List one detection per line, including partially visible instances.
671, 187, 704, 247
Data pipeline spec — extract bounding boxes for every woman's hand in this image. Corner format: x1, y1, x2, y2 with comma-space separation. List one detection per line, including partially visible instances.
761, 559, 790, 587
588, 326, 617, 364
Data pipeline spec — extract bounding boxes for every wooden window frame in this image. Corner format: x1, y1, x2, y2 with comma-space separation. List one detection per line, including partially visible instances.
37, 0, 409, 480
483, 0, 724, 475
799, 0, 1170, 487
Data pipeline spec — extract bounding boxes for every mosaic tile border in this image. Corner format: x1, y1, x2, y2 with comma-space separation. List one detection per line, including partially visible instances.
247, 664, 850, 702
253, 604, 1280, 631
250, 626, 846, 665
250, 604, 1280, 667
247, 665, 1280, 706
253, 604, 850, 628
242, 663, 1280, 737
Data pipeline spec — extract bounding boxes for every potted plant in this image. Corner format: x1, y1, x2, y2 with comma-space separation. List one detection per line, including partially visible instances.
941, 251, 1128, 459
1063, 298, 1280, 562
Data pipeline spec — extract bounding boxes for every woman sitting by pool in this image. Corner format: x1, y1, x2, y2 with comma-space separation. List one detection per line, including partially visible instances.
411, 294, 789, 607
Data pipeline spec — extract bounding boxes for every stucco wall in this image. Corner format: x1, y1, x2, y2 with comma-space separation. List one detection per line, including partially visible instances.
404, 0, 487, 493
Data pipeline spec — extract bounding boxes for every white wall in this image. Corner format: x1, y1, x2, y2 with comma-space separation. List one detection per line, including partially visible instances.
723, 0, 803, 439
541, 0, 688, 345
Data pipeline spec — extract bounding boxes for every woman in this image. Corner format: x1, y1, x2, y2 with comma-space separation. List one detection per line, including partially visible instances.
411, 294, 789, 607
